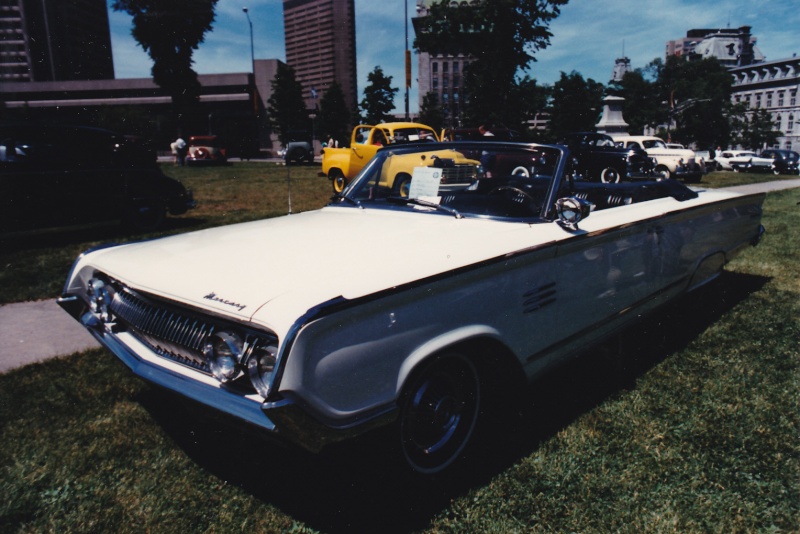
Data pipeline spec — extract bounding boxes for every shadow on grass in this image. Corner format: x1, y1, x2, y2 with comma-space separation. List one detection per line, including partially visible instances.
0, 215, 210, 253
137, 270, 768, 533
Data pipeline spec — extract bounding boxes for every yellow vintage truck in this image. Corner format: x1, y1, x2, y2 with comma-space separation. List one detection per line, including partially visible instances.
321, 122, 439, 193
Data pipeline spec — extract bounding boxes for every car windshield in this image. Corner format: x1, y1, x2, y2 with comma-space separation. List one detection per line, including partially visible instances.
332, 142, 568, 221
642, 139, 667, 149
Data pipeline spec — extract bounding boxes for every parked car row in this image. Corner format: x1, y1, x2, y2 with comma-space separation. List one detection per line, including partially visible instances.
719, 148, 799, 175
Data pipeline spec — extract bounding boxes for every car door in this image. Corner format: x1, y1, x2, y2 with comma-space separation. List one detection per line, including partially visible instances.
348, 126, 380, 177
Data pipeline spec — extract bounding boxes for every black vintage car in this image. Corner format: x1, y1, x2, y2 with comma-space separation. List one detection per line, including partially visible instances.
560, 132, 655, 182
760, 148, 800, 175
0, 123, 195, 233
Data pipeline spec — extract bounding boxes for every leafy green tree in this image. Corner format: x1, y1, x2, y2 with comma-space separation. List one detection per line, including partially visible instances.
507, 75, 550, 138
418, 91, 446, 131
661, 56, 734, 149
317, 81, 351, 148
112, 0, 218, 129
360, 66, 398, 124
547, 71, 604, 139
609, 55, 738, 149
267, 63, 309, 145
736, 108, 782, 150
607, 68, 662, 136
414, 0, 568, 126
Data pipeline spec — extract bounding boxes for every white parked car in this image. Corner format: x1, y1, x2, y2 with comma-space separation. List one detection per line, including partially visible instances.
729, 151, 780, 173
715, 150, 759, 171
612, 135, 704, 182
58, 141, 765, 475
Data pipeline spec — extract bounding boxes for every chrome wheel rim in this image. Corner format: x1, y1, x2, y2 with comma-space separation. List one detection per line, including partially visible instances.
400, 354, 479, 474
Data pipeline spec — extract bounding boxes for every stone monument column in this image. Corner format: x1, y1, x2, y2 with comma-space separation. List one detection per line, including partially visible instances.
595, 96, 629, 136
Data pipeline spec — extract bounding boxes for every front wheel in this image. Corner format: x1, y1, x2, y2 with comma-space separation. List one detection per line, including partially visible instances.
399, 353, 480, 475
392, 173, 412, 197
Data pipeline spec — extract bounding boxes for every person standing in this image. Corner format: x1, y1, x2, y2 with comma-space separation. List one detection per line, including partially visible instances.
170, 136, 187, 166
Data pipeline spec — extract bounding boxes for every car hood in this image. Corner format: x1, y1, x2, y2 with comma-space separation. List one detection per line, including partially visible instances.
84, 206, 552, 335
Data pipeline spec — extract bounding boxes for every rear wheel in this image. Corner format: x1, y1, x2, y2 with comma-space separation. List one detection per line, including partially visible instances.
600, 167, 621, 183
124, 200, 165, 232
330, 170, 347, 194
399, 352, 480, 475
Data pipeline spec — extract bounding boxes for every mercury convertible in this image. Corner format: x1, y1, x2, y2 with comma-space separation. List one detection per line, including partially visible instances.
58, 141, 765, 475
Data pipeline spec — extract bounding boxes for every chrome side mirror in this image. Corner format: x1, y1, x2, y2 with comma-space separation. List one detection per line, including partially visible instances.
556, 197, 593, 231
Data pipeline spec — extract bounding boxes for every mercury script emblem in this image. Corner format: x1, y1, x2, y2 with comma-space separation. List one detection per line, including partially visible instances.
203, 292, 247, 312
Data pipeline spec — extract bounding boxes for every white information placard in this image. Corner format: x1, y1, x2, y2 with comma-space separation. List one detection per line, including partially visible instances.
408, 166, 442, 199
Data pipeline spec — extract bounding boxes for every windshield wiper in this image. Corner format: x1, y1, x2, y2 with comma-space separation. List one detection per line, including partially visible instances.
387, 196, 464, 219
331, 192, 363, 209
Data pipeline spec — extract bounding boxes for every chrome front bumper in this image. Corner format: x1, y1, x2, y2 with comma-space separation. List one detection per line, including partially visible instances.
57, 294, 395, 453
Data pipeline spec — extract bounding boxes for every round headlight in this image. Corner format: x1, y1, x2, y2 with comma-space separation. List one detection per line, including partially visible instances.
87, 278, 111, 323
247, 344, 277, 398
204, 331, 243, 383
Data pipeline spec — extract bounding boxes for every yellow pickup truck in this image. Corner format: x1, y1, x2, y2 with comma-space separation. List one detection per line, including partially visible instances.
321, 122, 439, 193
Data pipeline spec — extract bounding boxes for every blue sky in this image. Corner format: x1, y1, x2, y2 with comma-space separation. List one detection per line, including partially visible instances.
108, 0, 800, 114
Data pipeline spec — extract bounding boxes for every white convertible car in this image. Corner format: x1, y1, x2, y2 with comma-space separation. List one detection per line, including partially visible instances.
59, 141, 765, 475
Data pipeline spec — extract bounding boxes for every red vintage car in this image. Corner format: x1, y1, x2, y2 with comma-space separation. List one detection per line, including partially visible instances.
186, 135, 227, 165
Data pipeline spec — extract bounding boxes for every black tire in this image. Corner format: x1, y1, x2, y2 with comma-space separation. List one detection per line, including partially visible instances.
330, 170, 347, 194
655, 165, 671, 180
600, 167, 621, 183
399, 352, 480, 475
124, 200, 165, 232
392, 173, 412, 197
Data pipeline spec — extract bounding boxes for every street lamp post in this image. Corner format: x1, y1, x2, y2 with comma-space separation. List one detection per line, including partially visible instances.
404, 0, 410, 121
243, 7, 255, 74
243, 5, 259, 138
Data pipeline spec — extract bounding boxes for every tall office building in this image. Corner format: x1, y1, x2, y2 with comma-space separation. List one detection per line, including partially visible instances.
0, 0, 113, 82
413, 0, 477, 127
283, 0, 357, 113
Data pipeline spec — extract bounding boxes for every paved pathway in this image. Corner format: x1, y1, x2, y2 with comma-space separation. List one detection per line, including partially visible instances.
1, 179, 798, 374
0, 298, 100, 373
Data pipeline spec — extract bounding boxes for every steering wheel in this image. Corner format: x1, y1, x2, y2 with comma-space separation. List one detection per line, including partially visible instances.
488, 186, 539, 204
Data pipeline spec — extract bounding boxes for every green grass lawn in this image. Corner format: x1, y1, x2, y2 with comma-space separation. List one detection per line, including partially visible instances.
0, 162, 331, 304
1, 167, 798, 532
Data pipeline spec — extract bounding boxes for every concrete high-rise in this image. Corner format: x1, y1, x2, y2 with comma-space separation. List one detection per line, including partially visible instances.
282, 0, 357, 113
412, 0, 478, 127
0, 0, 113, 82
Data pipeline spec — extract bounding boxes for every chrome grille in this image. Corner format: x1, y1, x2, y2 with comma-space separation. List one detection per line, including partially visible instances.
109, 286, 216, 372
441, 164, 476, 184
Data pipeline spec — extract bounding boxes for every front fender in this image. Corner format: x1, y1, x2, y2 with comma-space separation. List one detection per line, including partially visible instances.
396, 325, 503, 392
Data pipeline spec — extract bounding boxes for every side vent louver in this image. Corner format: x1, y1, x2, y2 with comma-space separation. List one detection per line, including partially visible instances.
522, 281, 557, 313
